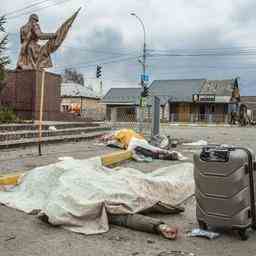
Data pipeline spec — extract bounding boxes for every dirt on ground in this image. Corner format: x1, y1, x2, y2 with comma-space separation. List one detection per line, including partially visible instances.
1, 127, 256, 256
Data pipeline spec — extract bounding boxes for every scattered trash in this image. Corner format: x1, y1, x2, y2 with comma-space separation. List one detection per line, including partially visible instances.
100, 129, 186, 162
170, 140, 179, 148
189, 228, 220, 240
159, 135, 169, 149
157, 251, 195, 256
147, 239, 155, 244
183, 140, 208, 146
5, 235, 16, 241
106, 141, 124, 149
48, 126, 57, 131
108, 235, 129, 242
151, 135, 178, 149
93, 143, 105, 146
58, 156, 74, 161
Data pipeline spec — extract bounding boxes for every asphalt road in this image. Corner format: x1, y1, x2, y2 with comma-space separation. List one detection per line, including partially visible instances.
1, 126, 256, 256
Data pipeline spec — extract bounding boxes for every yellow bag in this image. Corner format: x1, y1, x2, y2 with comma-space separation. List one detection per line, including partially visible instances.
114, 129, 144, 149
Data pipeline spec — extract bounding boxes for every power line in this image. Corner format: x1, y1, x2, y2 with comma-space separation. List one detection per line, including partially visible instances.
53, 55, 139, 71
148, 46, 256, 52
7, 42, 138, 57
7, 0, 72, 20
4, 0, 53, 17
61, 45, 138, 57
148, 52, 256, 58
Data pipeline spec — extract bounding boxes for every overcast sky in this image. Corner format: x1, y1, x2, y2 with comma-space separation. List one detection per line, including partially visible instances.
2, 0, 256, 95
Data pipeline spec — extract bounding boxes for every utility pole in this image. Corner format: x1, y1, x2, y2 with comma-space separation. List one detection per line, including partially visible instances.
131, 13, 148, 134
80, 95, 83, 117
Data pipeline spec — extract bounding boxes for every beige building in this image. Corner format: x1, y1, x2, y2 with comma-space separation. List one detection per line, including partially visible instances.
102, 78, 240, 124
61, 82, 105, 121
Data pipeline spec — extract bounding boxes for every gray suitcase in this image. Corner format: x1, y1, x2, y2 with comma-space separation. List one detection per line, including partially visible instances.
194, 145, 256, 240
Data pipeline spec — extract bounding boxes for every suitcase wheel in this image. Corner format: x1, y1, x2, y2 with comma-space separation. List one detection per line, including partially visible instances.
198, 220, 208, 230
238, 230, 249, 241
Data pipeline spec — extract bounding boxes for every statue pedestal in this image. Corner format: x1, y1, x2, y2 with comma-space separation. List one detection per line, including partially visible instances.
0, 70, 62, 120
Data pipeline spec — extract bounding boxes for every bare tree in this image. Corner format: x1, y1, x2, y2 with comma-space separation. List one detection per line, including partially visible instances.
63, 68, 84, 85
0, 16, 10, 94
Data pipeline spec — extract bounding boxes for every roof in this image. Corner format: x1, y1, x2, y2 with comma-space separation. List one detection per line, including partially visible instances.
241, 96, 256, 103
61, 82, 100, 99
102, 87, 142, 105
240, 96, 256, 113
199, 80, 235, 96
149, 79, 206, 103
102, 78, 238, 106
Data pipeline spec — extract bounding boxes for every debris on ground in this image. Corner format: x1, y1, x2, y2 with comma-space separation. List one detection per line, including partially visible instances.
0, 157, 194, 236
58, 156, 74, 161
100, 129, 186, 162
157, 251, 195, 256
48, 126, 57, 131
183, 140, 208, 146
108, 235, 130, 242
4, 235, 16, 241
159, 135, 169, 149
93, 142, 105, 146
189, 228, 220, 240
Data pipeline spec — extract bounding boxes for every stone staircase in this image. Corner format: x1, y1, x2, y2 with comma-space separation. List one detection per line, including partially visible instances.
0, 122, 111, 149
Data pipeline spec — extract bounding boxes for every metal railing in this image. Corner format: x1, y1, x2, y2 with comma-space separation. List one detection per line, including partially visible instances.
80, 108, 105, 121
105, 106, 152, 136
169, 113, 230, 124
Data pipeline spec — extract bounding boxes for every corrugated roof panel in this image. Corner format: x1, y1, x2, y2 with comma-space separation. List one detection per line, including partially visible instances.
61, 82, 101, 99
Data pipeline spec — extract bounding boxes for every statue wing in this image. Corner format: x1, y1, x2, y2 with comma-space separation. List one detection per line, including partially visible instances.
44, 8, 81, 54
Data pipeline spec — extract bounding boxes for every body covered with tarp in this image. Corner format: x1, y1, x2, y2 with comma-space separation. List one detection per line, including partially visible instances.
0, 157, 194, 235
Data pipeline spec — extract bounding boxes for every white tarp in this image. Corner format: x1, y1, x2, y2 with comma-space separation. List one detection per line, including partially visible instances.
0, 158, 194, 235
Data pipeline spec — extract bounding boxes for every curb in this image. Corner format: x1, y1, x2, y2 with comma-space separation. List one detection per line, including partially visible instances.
0, 126, 109, 142
0, 131, 109, 150
162, 123, 232, 128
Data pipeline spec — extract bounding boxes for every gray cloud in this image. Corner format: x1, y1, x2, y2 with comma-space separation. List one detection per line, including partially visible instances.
2, 0, 256, 94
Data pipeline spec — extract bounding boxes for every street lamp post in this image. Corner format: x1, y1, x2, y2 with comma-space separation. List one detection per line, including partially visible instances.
131, 13, 147, 133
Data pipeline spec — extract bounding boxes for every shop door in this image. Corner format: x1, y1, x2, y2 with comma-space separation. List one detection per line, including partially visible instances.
178, 103, 190, 122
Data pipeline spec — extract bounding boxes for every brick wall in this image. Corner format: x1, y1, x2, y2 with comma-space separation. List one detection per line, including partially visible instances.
33, 71, 62, 120
0, 70, 36, 119
0, 70, 80, 121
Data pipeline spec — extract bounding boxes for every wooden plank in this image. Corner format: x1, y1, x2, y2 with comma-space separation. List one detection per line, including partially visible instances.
102, 150, 133, 166
0, 173, 22, 186
38, 70, 46, 156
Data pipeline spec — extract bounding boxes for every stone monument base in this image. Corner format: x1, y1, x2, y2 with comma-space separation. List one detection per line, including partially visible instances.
0, 70, 62, 120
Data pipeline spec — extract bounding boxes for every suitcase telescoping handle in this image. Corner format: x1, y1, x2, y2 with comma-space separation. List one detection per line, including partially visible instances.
236, 147, 256, 228
200, 145, 235, 162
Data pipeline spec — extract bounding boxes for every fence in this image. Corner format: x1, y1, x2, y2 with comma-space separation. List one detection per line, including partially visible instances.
81, 108, 105, 121
169, 113, 230, 124
106, 106, 153, 137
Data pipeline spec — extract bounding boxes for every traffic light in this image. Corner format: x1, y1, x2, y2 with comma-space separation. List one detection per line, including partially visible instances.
96, 65, 102, 78
141, 86, 149, 97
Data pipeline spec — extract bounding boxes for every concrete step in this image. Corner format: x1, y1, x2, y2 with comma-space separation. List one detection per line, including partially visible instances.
0, 122, 100, 132
0, 131, 108, 149
0, 126, 110, 142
